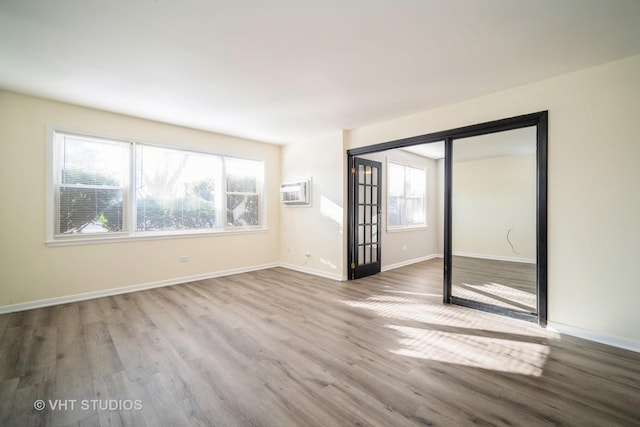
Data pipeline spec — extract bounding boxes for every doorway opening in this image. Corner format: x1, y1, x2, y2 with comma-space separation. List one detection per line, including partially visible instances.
347, 111, 548, 326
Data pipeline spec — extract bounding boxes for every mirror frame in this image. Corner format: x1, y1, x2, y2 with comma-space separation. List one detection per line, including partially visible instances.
444, 112, 547, 325
347, 111, 548, 326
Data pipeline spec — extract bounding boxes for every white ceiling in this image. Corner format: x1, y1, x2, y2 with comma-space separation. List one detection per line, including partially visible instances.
2, 0, 640, 145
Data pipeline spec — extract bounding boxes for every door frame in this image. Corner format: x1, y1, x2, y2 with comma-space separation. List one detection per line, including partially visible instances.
346, 111, 548, 326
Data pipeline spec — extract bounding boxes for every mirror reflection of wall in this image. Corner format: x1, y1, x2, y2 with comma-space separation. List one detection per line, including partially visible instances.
451, 126, 537, 315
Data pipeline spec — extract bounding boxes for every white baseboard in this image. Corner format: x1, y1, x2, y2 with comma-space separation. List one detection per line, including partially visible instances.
382, 254, 442, 272
547, 322, 640, 354
453, 251, 536, 264
0, 263, 280, 314
278, 263, 345, 281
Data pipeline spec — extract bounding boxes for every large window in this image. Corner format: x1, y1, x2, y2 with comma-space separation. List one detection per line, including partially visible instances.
51, 131, 264, 242
387, 161, 426, 229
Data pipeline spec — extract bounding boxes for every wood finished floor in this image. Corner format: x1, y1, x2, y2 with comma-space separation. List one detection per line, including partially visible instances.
451, 256, 537, 313
1, 259, 639, 426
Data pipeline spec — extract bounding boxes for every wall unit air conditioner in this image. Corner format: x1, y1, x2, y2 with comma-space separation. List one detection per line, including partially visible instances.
280, 180, 310, 205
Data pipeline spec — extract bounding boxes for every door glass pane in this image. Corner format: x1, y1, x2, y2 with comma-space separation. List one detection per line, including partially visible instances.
372, 167, 378, 184
358, 246, 365, 266
365, 206, 371, 223
365, 166, 371, 185
358, 205, 364, 223
365, 244, 370, 263
372, 186, 378, 205
372, 244, 378, 262
358, 226, 364, 244
359, 165, 365, 183
365, 225, 371, 244
359, 185, 365, 204
372, 225, 378, 243
365, 186, 371, 204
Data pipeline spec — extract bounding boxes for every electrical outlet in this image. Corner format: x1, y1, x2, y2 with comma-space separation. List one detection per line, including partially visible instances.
179, 256, 190, 263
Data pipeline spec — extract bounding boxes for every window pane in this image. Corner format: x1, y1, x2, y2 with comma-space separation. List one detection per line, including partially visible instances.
387, 161, 426, 228
388, 163, 405, 196
225, 158, 263, 227
56, 133, 128, 235
388, 196, 403, 226
227, 158, 262, 193
227, 194, 259, 226
60, 135, 128, 186
406, 166, 425, 197
405, 197, 425, 225
136, 145, 221, 231
59, 187, 123, 234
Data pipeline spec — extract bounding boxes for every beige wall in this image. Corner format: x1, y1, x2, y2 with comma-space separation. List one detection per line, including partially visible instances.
347, 54, 640, 343
279, 131, 345, 279
0, 91, 281, 307
453, 155, 536, 262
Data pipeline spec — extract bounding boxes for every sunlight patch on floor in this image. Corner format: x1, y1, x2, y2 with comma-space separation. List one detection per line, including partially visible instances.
381, 289, 443, 298
453, 281, 536, 311
388, 324, 549, 376
342, 295, 489, 328
341, 294, 549, 376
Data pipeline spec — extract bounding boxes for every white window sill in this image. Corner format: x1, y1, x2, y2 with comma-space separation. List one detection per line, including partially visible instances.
45, 227, 268, 247
386, 225, 428, 233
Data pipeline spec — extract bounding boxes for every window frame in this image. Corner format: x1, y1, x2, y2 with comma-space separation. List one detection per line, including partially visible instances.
46, 128, 267, 246
386, 159, 427, 231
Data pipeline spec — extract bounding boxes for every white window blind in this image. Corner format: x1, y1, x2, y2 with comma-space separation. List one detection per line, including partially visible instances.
55, 133, 129, 235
